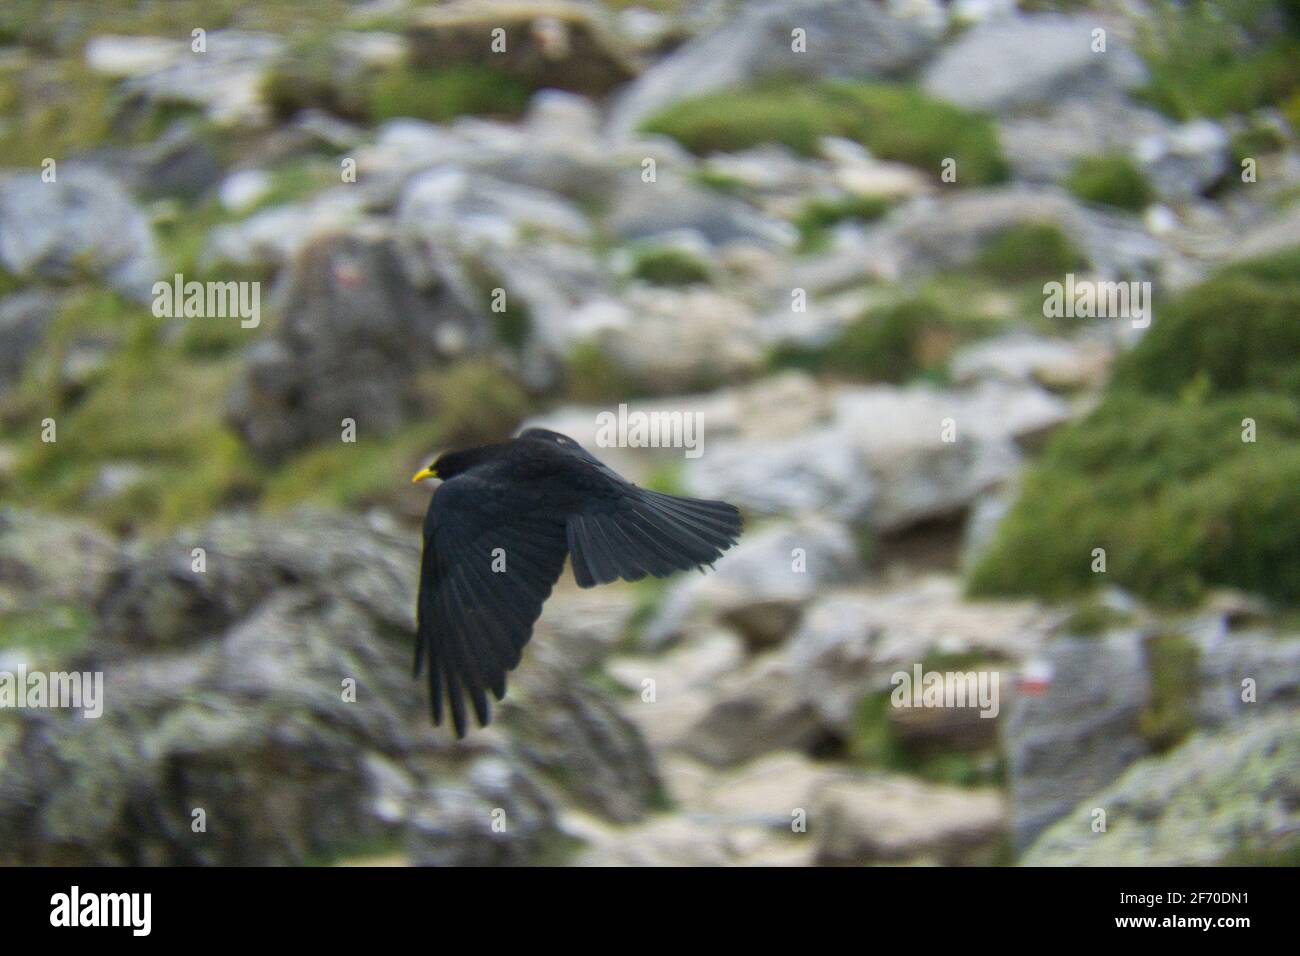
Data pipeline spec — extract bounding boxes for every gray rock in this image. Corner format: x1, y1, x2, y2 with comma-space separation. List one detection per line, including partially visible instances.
122, 30, 285, 126
0, 290, 60, 398
0, 509, 600, 866
0, 167, 161, 301
0, 507, 123, 612
1135, 119, 1230, 202
644, 515, 865, 649
922, 13, 1146, 114
950, 330, 1111, 391
788, 576, 1051, 733
1022, 711, 1300, 865
677, 653, 826, 766
825, 186, 1163, 286
225, 229, 484, 462
608, 0, 938, 138
500, 659, 662, 824
1003, 632, 1150, 850
813, 774, 1007, 865
604, 171, 797, 249
404, 756, 559, 866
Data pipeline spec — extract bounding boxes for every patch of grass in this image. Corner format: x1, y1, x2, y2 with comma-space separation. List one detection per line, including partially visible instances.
642, 81, 1008, 185
564, 341, 641, 404
1059, 602, 1134, 637
793, 194, 892, 253
971, 222, 1089, 283
417, 358, 531, 448
263, 34, 369, 123
0, 606, 92, 660
0, 58, 114, 165
1135, 0, 1300, 120
1065, 153, 1155, 212
769, 296, 995, 383
2, 286, 261, 534
628, 247, 711, 286
368, 65, 530, 123
1139, 631, 1201, 752
969, 246, 1300, 607
261, 421, 430, 512
1110, 253, 1300, 397
848, 690, 1004, 788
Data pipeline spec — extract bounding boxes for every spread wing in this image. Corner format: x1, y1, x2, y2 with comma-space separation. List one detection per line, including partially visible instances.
415, 474, 569, 737
564, 461, 743, 587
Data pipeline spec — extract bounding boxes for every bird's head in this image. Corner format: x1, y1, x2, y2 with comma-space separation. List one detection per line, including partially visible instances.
411, 455, 442, 485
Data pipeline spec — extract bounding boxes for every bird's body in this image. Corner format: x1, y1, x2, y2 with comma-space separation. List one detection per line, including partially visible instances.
412, 427, 742, 736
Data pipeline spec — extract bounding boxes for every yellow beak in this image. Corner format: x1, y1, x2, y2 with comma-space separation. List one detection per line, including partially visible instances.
411, 465, 439, 484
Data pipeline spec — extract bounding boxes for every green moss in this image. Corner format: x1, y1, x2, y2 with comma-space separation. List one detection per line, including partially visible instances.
1139, 631, 1201, 752
769, 296, 994, 384
1065, 153, 1155, 212
793, 194, 892, 253
0, 606, 92, 660
972, 223, 1089, 283
0, 58, 114, 165
969, 251, 1300, 606
629, 247, 711, 286
368, 65, 530, 123
1110, 258, 1300, 397
1060, 602, 1134, 637
263, 34, 369, 123
564, 341, 641, 404
969, 392, 1300, 605
261, 422, 429, 512
641, 81, 1008, 185
1, 287, 261, 534
1231, 123, 1288, 168
1135, 0, 1300, 119
418, 358, 531, 448
847, 690, 1004, 788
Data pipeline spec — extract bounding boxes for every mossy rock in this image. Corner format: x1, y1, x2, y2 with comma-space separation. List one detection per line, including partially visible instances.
628, 247, 711, 287
1065, 153, 1154, 212
405, 3, 636, 98
642, 81, 1008, 185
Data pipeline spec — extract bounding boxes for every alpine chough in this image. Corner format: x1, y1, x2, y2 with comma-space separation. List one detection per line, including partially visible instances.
410, 427, 742, 737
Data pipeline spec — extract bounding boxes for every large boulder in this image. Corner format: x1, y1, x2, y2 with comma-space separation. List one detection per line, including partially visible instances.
813, 774, 1007, 865
1003, 631, 1150, 850
921, 13, 1145, 114
607, 0, 939, 138
0, 167, 161, 301
1022, 711, 1300, 865
225, 229, 485, 462
643, 515, 866, 649
406, 2, 637, 98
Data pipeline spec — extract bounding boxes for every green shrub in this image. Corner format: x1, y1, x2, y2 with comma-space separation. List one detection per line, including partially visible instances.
968, 391, 1300, 605
794, 194, 892, 252
770, 298, 955, 383
629, 247, 711, 286
368, 65, 530, 123
642, 81, 1008, 185
1135, 0, 1300, 119
1065, 153, 1155, 211
1139, 631, 1201, 752
1109, 261, 1300, 397
972, 223, 1089, 282
968, 249, 1300, 606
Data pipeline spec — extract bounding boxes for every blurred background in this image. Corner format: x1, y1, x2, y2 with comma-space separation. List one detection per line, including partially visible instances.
0, 0, 1297, 866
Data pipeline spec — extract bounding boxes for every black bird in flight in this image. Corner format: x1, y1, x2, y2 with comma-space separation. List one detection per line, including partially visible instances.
410, 427, 742, 737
